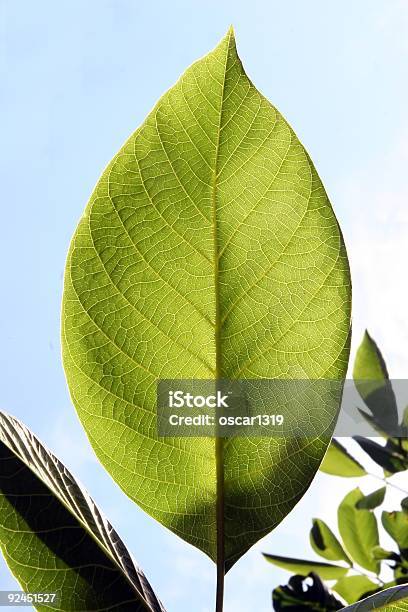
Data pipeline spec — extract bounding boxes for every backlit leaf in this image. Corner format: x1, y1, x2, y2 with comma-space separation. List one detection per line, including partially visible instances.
62, 28, 351, 570
353, 331, 398, 433
310, 518, 351, 564
356, 487, 386, 510
320, 440, 367, 477
333, 575, 379, 604
264, 554, 348, 580
338, 488, 379, 573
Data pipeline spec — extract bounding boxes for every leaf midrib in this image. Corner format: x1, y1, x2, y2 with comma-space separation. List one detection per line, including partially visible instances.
213, 30, 233, 576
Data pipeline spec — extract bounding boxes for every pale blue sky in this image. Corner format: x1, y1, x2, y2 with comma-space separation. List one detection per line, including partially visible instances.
1, 1, 408, 611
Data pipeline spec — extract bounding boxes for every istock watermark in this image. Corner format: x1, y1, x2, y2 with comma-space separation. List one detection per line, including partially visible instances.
157, 379, 336, 437
168, 389, 231, 409
157, 379, 408, 438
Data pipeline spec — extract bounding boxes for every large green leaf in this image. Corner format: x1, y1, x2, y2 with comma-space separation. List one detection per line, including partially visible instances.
341, 584, 408, 610
62, 28, 351, 570
320, 440, 367, 477
264, 554, 349, 580
0, 411, 164, 612
310, 518, 351, 564
338, 489, 379, 573
353, 331, 398, 433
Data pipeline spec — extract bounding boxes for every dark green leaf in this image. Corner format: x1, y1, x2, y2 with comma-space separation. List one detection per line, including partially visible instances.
356, 487, 386, 510
272, 573, 343, 611
310, 519, 351, 564
0, 411, 164, 612
320, 440, 367, 477
353, 436, 406, 474
353, 331, 398, 434
264, 554, 348, 580
338, 488, 380, 573
357, 408, 389, 439
372, 546, 400, 562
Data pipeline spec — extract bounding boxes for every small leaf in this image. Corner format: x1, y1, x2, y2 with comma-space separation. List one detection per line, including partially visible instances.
338, 488, 380, 573
0, 411, 165, 612
394, 565, 408, 580
61, 28, 352, 570
272, 573, 343, 612
333, 575, 379, 604
353, 436, 406, 474
310, 519, 351, 564
320, 440, 367, 477
382, 511, 408, 551
353, 331, 398, 433
341, 584, 408, 610
264, 553, 348, 580
353, 331, 390, 382
372, 546, 400, 562
356, 487, 386, 510
384, 438, 408, 475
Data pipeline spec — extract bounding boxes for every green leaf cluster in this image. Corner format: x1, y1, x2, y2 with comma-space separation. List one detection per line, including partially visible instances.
266, 486, 383, 605
321, 332, 408, 479
270, 334, 408, 611
267, 487, 408, 608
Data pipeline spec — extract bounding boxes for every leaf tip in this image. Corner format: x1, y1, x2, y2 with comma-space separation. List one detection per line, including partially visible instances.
219, 25, 237, 53
227, 24, 235, 38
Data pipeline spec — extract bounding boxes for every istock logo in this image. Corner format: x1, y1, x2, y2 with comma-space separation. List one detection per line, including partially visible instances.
168, 390, 230, 409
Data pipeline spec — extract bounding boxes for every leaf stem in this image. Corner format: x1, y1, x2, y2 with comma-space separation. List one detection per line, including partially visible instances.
215, 436, 225, 612
368, 471, 408, 495
350, 565, 384, 586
